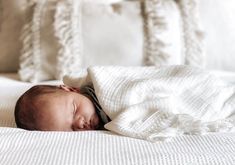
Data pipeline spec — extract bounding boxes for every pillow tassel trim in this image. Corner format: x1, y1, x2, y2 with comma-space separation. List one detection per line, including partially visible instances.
19, 0, 46, 82
54, 0, 83, 79
177, 0, 205, 67
142, 0, 170, 66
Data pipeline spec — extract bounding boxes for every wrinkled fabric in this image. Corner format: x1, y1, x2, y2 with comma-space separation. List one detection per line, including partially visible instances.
64, 65, 235, 142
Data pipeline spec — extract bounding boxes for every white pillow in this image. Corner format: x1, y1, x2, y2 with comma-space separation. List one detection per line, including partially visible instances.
0, 0, 30, 72
176, 0, 205, 67
198, 0, 235, 72
143, 0, 184, 66
78, 0, 184, 68
19, 0, 184, 82
19, 0, 82, 82
81, 1, 143, 67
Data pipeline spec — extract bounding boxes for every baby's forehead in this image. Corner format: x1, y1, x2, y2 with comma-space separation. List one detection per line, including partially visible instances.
47, 89, 78, 100
33, 91, 64, 103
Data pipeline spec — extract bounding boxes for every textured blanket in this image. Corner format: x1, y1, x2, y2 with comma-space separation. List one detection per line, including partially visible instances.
64, 65, 235, 142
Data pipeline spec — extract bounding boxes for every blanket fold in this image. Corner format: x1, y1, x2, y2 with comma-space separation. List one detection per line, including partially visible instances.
63, 65, 235, 142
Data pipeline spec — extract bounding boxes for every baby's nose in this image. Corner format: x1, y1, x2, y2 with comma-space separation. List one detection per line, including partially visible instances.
73, 116, 86, 130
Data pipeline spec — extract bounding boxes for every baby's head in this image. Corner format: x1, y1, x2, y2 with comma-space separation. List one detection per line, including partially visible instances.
15, 85, 101, 131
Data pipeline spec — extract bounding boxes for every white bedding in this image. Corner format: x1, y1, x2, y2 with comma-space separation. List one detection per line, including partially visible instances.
64, 66, 235, 142
0, 127, 235, 165
1, 71, 235, 165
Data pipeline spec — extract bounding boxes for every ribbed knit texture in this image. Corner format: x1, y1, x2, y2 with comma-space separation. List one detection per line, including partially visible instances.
0, 128, 235, 165
65, 65, 235, 142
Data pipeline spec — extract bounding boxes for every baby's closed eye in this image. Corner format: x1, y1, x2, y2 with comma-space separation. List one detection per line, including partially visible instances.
72, 101, 77, 116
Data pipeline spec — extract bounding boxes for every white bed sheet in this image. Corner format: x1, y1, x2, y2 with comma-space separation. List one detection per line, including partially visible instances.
1, 71, 235, 165
0, 128, 235, 165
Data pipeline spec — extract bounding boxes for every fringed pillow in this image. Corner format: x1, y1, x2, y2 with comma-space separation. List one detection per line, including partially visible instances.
177, 0, 205, 67
143, 0, 184, 66
18, 0, 186, 82
19, 0, 82, 82
81, 0, 184, 68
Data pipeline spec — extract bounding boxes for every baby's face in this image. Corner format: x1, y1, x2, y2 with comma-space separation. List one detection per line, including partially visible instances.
35, 87, 101, 131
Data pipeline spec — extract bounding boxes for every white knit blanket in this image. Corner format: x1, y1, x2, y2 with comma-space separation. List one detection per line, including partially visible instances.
64, 65, 235, 142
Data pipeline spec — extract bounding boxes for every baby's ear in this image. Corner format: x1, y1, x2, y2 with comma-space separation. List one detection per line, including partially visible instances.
59, 85, 79, 93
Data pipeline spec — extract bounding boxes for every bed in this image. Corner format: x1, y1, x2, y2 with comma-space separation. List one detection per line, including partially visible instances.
1, 0, 235, 164
1, 71, 235, 165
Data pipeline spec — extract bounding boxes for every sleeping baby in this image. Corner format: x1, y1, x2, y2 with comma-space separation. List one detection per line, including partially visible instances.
14, 84, 110, 131
14, 65, 235, 142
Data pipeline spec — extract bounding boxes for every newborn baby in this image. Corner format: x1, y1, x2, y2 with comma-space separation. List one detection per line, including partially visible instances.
14, 84, 110, 131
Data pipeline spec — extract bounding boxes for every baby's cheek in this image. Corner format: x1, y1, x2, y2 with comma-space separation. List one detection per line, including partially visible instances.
93, 114, 101, 129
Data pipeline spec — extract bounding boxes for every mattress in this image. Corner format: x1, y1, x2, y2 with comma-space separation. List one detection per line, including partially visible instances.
1, 72, 235, 165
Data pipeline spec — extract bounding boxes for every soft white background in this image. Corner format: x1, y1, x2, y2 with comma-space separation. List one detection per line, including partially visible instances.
198, 0, 235, 71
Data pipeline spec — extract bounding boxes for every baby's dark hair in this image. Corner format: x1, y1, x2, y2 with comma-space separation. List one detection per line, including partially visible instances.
14, 85, 62, 130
